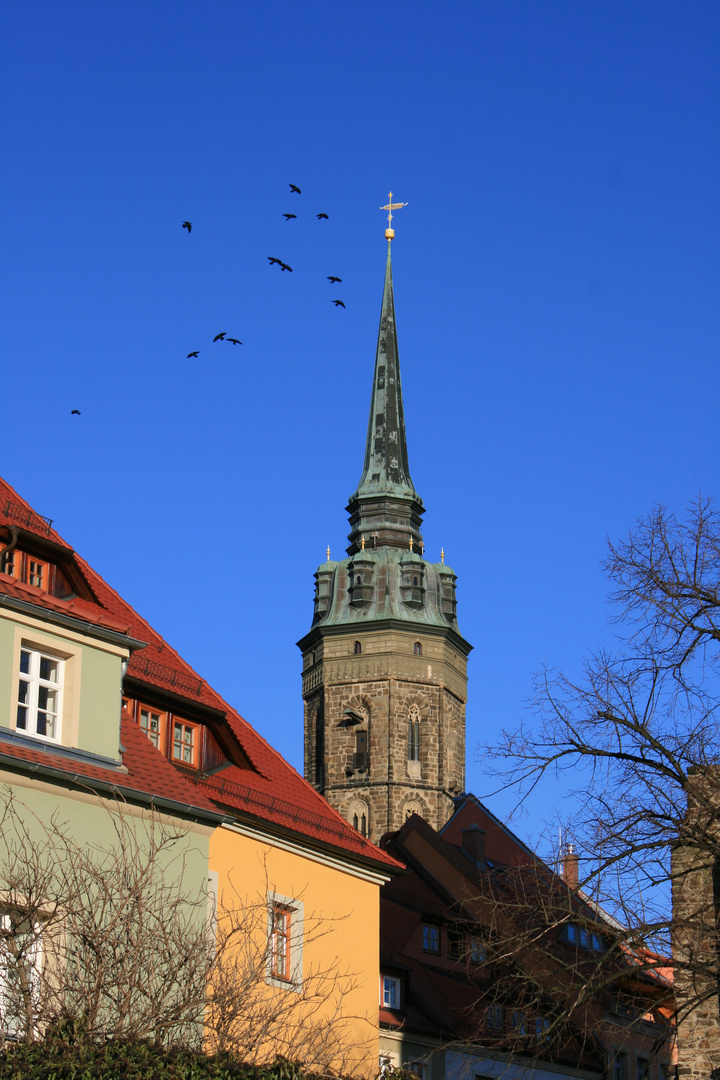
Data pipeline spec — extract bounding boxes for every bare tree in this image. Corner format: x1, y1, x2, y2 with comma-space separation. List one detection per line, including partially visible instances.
483, 497, 720, 1075
0, 789, 366, 1072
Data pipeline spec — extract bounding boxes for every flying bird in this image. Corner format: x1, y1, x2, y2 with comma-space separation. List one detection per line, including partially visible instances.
289, 184, 301, 194
327, 276, 342, 284
283, 213, 297, 220
332, 300, 346, 308
187, 351, 199, 358
226, 338, 242, 345
268, 257, 282, 265
71, 409, 81, 415
316, 213, 328, 220
182, 221, 192, 232
213, 332, 226, 341
279, 262, 293, 272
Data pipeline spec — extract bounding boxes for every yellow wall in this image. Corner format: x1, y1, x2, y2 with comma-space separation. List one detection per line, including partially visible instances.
209, 823, 382, 1078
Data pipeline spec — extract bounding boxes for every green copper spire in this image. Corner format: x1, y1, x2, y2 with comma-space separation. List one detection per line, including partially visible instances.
354, 243, 417, 500
346, 240, 424, 555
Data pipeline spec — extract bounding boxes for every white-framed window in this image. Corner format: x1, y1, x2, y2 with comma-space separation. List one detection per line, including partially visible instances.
381, 974, 401, 1009
16, 647, 63, 742
0, 912, 42, 1039
266, 892, 303, 990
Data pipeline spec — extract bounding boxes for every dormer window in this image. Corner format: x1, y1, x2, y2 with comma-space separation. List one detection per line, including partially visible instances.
139, 705, 165, 751
0, 547, 73, 598
126, 699, 208, 770
172, 719, 199, 767
27, 558, 47, 589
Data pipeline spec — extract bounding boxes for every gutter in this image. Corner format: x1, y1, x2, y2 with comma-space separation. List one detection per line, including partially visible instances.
0, 593, 147, 652
216, 803, 403, 880
0, 751, 230, 829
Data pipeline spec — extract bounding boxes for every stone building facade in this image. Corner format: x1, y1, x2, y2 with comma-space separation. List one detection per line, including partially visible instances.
671, 770, 720, 1080
298, 238, 472, 843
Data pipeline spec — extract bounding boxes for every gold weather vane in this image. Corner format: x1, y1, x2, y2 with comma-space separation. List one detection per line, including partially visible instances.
381, 191, 407, 240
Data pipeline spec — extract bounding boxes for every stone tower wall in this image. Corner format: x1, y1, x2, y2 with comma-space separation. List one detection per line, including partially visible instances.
672, 793, 720, 1080
301, 626, 467, 842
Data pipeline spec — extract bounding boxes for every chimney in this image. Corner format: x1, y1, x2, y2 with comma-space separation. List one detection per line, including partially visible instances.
461, 824, 486, 865
562, 843, 579, 888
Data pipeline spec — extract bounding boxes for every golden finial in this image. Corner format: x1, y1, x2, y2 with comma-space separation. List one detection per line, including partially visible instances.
441, 547, 445, 564
409, 536, 414, 552
326, 545, 331, 562
380, 191, 407, 240
360, 536, 366, 550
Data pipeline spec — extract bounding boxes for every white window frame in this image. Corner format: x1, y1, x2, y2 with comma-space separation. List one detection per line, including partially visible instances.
266, 891, 303, 991
381, 974, 401, 1009
16, 646, 63, 743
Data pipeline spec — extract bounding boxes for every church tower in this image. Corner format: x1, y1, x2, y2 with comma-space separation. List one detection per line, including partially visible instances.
298, 220, 472, 844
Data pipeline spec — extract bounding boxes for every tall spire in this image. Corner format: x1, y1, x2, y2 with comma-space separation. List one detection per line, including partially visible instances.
354, 243, 416, 500
346, 226, 424, 555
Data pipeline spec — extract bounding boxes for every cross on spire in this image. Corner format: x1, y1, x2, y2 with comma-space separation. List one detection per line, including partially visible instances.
380, 191, 407, 239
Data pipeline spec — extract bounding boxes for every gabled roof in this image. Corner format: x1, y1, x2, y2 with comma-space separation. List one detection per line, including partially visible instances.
0, 475, 400, 873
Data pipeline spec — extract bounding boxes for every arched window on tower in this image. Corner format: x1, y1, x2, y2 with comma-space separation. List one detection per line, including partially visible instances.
354, 640, 362, 655
408, 704, 420, 761
349, 799, 369, 838
413, 641, 422, 656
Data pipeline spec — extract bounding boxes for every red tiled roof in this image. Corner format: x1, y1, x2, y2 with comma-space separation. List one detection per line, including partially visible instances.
0, 713, 218, 817
0, 476, 400, 872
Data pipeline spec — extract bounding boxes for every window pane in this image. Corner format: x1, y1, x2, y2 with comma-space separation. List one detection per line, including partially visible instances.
470, 936, 484, 963
39, 656, 58, 682
19, 651, 30, 675
383, 977, 398, 1008
422, 925, 439, 952
16, 706, 27, 730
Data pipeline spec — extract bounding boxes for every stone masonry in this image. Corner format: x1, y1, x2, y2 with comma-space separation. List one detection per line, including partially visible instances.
671, 771, 720, 1080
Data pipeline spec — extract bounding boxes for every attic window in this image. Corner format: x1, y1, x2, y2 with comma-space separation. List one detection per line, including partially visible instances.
172, 719, 199, 767
422, 924, 439, 954
413, 641, 422, 656
564, 923, 603, 951
139, 705, 166, 752
0, 549, 72, 598
354, 641, 362, 655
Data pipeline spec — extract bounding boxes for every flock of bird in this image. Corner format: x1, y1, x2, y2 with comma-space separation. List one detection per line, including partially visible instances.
182, 182, 346, 359
70, 184, 344, 415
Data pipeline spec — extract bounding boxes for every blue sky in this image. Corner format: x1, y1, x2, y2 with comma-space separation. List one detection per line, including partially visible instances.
2, 1, 718, 848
